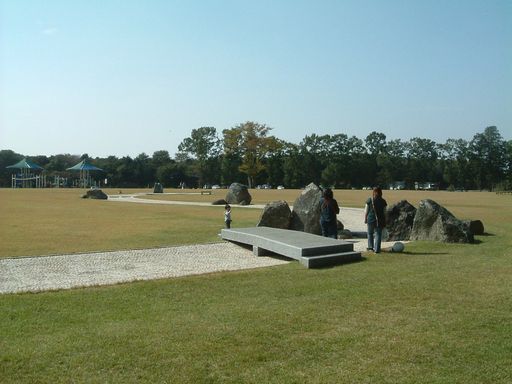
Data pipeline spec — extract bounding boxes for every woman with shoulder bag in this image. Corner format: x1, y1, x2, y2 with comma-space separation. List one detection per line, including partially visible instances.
364, 187, 387, 253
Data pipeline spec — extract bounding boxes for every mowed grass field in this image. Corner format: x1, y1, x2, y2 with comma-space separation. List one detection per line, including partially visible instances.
1, 188, 511, 383
0, 187, 507, 257
0, 188, 261, 257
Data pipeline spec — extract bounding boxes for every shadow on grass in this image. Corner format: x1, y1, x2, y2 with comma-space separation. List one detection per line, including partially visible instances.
394, 251, 450, 256
468, 232, 496, 245
306, 256, 367, 270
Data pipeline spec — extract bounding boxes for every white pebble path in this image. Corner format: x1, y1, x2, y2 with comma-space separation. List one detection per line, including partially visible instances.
0, 242, 288, 294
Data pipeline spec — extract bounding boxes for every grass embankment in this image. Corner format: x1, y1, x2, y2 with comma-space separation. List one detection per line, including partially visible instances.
1, 188, 511, 382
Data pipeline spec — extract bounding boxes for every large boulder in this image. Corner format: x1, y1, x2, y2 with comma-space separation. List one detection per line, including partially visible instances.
83, 189, 108, 200
385, 200, 416, 241
463, 220, 485, 236
225, 183, 252, 205
410, 199, 474, 243
257, 200, 292, 229
289, 183, 323, 235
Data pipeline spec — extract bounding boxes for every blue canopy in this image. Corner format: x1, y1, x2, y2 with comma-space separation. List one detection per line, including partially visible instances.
66, 160, 103, 172
6, 158, 44, 170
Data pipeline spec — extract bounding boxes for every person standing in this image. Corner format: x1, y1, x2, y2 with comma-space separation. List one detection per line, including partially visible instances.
224, 204, 232, 229
364, 187, 387, 253
319, 188, 340, 239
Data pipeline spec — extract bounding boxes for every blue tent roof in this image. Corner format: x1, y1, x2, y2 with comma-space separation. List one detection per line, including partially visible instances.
66, 160, 103, 172
6, 158, 44, 170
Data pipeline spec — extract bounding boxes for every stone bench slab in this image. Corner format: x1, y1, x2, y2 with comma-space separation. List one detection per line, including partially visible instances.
221, 227, 362, 268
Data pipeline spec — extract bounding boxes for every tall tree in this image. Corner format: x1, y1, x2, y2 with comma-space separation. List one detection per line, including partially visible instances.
439, 138, 470, 189
505, 140, 512, 190
363, 131, 387, 185
299, 134, 330, 186
151, 150, 172, 168
282, 144, 305, 188
0, 150, 24, 187
365, 131, 387, 155
223, 122, 276, 188
469, 126, 507, 190
405, 137, 439, 183
178, 127, 220, 187
263, 139, 287, 187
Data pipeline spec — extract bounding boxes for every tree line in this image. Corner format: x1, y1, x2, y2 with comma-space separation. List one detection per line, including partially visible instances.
1, 124, 510, 191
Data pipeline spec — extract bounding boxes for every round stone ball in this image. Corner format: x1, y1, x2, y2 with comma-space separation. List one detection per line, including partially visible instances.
392, 242, 405, 252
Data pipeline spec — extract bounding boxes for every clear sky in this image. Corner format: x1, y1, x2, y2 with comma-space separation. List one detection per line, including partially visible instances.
1, 0, 510, 158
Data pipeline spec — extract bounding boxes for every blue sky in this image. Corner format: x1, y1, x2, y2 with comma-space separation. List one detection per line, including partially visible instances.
1, 0, 510, 157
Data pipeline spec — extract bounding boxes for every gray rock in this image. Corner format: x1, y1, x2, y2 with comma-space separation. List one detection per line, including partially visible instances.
385, 200, 416, 241
410, 199, 474, 243
225, 183, 252, 205
153, 183, 163, 193
338, 229, 352, 239
211, 199, 228, 206
257, 200, 292, 229
463, 220, 485, 236
289, 182, 322, 235
337, 220, 344, 231
84, 189, 108, 200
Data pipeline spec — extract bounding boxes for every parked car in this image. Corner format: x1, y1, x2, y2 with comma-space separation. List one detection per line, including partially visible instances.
211, 184, 221, 189
277, 185, 285, 190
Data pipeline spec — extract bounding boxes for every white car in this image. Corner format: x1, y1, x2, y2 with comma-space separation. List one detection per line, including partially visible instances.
277, 185, 285, 190
211, 184, 221, 189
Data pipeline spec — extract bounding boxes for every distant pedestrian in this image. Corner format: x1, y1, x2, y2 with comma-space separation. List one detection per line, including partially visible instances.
364, 187, 387, 253
319, 188, 340, 239
224, 204, 232, 229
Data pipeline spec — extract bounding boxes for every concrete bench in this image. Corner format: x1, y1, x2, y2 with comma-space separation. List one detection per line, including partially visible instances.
201, 190, 212, 195
221, 227, 361, 268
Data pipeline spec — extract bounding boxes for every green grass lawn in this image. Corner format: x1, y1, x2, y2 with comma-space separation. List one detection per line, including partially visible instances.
1, 189, 511, 382
0, 189, 261, 257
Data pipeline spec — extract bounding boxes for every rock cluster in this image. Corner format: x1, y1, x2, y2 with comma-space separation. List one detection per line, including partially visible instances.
82, 189, 108, 200
289, 183, 323, 235
385, 198, 482, 243
257, 200, 292, 229
251, 183, 483, 245
153, 183, 164, 193
385, 200, 416, 241
257, 183, 325, 236
410, 199, 474, 243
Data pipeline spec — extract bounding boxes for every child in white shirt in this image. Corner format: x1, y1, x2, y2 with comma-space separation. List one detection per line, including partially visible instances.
224, 204, 232, 228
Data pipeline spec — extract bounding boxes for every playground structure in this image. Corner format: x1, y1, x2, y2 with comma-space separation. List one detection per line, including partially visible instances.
6, 158, 104, 188
11, 173, 47, 188
66, 159, 104, 188
7, 158, 46, 188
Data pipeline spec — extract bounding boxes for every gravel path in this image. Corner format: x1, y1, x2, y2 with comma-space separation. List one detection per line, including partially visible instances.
0, 243, 288, 294
1, 197, 398, 295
